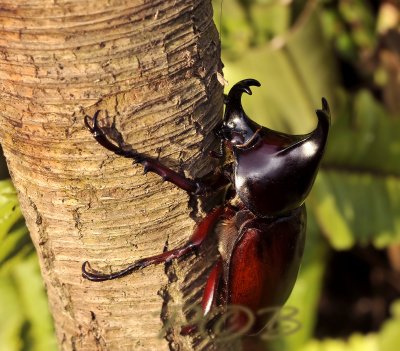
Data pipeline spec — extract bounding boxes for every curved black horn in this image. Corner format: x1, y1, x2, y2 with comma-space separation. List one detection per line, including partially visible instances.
226, 79, 261, 105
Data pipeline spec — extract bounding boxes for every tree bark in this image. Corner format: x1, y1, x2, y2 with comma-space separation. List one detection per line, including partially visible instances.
0, 1, 223, 350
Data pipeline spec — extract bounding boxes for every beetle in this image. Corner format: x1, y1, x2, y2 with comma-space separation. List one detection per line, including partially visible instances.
82, 78, 330, 334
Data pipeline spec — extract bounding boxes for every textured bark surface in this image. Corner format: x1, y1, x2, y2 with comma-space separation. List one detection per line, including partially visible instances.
0, 1, 223, 350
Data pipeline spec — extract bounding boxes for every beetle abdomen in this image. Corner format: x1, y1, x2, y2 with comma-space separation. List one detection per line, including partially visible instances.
227, 205, 306, 332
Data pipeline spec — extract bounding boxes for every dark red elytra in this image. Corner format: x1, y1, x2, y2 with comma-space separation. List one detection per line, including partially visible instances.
82, 79, 330, 335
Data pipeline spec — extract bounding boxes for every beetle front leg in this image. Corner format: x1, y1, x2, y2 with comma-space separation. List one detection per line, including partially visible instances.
85, 111, 207, 195
82, 206, 229, 281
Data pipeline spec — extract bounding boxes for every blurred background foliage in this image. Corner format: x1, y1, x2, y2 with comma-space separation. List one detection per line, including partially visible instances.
0, 0, 399, 350
0, 179, 56, 351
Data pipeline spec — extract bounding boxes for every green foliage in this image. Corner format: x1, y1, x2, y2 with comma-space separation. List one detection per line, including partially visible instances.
321, 0, 376, 61
0, 180, 56, 351
297, 300, 400, 351
216, 0, 400, 350
311, 90, 400, 249
219, 1, 338, 133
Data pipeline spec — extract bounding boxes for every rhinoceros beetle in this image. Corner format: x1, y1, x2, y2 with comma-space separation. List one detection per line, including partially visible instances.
82, 79, 330, 334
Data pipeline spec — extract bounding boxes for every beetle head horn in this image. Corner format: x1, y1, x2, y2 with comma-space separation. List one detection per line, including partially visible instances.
225, 79, 261, 107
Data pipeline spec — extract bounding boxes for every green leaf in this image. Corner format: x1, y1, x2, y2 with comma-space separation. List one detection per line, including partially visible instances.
0, 276, 24, 351
213, 0, 291, 60
0, 223, 31, 273
0, 179, 22, 241
0, 179, 31, 273
324, 90, 400, 175
301, 334, 379, 351
378, 300, 400, 351
223, 3, 338, 133
13, 255, 57, 351
294, 300, 400, 351
309, 91, 400, 249
310, 171, 400, 249
0, 179, 57, 350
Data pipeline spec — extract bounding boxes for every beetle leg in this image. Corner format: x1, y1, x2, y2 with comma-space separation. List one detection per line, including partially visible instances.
201, 258, 223, 315
82, 245, 192, 282
179, 258, 223, 336
85, 112, 206, 195
82, 206, 227, 281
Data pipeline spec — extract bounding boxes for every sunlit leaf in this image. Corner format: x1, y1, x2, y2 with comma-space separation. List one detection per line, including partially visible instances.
378, 300, 400, 351
294, 300, 400, 351
0, 276, 24, 351
324, 90, 400, 175
310, 171, 400, 249
0, 179, 56, 351
309, 91, 400, 249
222, 3, 338, 133
0, 179, 22, 241
13, 255, 57, 351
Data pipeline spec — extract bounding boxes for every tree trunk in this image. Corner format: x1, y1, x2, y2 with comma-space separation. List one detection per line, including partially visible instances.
0, 1, 223, 350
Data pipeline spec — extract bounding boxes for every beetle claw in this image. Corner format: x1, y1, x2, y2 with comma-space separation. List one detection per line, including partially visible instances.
84, 115, 92, 130
82, 261, 109, 281
85, 111, 105, 138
